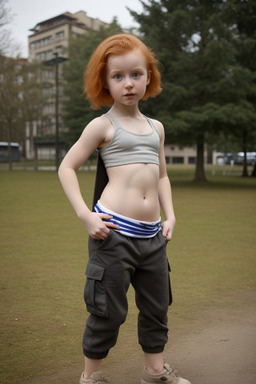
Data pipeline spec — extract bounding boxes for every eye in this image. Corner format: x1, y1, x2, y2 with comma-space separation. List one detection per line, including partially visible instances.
133, 72, 140, 78
113, 74, 122, 80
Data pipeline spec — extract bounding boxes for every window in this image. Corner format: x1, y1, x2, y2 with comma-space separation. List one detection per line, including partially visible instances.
55, 31, 64, 41
43, 103, 55, 115
42, 69, 54, 79
43, 87, 54, 97
36, 50, 53, 62
30, 36, 52, 50
172, 157, 184, 164
55, 45, 63, 55
188, 157, 196, 164
36, 52, 46, 61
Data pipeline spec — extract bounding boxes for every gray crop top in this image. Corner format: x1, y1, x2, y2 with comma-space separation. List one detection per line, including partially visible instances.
99, 113, 160, 168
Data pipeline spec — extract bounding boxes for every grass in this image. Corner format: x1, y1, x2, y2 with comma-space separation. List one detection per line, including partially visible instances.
0, 167, 256, 384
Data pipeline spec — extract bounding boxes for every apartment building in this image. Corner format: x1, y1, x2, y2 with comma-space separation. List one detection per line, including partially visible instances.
28, 11, 106, 62
26, 11, 107, 160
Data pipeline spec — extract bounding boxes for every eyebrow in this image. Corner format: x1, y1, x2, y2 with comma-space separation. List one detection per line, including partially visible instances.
109, 66, 145, 74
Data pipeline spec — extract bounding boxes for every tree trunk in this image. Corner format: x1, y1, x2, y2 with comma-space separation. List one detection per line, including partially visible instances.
194, 138, 207, 182
7, 121, 13, 171
241, 130, 248, 177
251, 162, 256, 177
242, 151, 249, 177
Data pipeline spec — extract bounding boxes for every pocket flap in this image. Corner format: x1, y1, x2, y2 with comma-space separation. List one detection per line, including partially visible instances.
85, 262, 105, 281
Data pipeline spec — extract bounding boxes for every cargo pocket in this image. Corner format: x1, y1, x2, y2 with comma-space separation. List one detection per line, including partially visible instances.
84, 262, 108, 318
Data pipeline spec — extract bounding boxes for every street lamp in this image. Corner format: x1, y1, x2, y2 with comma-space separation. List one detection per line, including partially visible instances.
44, 51, 68, 170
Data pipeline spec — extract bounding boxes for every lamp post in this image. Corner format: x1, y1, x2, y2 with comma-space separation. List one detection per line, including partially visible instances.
54, 52, 59, 170
44, 51, 67, 170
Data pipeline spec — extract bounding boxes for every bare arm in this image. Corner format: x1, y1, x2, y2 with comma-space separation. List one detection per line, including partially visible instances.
158, 175, 176, 241
155, 120, 176, 241
58, 116, 119, 239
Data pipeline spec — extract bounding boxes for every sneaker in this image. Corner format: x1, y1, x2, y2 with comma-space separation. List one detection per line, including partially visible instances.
141, 363, 191, 384
80, 371, 109, 384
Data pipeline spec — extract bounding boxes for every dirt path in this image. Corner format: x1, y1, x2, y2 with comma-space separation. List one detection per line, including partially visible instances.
104, 291, 256, 384
37, 291, 256, 384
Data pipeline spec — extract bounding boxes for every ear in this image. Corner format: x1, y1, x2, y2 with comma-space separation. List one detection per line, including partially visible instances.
146, 70, 151, 85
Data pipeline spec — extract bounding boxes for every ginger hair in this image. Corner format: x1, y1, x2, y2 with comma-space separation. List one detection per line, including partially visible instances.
84, 33, 162, 109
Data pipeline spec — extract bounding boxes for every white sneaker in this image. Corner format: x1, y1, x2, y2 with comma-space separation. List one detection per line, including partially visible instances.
141, 363, 191, 384
79, 371, 109, 384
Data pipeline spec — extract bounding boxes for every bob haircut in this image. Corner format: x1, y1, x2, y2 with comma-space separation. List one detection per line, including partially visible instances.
84, 33, 162, 109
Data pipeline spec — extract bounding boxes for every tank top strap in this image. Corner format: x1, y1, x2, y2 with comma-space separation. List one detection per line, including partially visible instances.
104, 113, 120, 130
104, 113, 159, 137
144, 115, 160, 138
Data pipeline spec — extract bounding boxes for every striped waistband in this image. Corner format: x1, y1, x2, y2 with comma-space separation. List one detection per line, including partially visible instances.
94, 201, 162, 238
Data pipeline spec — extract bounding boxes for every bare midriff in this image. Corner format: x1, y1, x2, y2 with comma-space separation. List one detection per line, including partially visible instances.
100, 162, 160, 222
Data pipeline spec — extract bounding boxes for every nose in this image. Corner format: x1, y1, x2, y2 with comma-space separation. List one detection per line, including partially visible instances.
124, 76, 133, 89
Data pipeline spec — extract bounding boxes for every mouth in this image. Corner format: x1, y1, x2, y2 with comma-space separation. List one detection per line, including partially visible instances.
124, 93, 135, 97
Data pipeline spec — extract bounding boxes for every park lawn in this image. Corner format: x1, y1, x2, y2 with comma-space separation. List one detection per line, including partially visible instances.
0, 168, 255, 384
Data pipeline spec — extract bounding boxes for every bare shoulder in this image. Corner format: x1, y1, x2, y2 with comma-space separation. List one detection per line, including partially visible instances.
80, 114, 112, 145
83, 114, 111, 135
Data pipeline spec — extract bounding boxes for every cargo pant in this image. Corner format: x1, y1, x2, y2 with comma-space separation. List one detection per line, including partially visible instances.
82, 229, 172, 359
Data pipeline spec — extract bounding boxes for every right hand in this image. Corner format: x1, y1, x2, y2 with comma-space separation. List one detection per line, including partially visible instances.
79, 211, 120, 240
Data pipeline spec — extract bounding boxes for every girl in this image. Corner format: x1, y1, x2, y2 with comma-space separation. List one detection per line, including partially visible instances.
58, 34, 191, 384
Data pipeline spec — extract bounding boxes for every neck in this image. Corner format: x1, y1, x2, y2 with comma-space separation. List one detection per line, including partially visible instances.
109, 103, 141, 118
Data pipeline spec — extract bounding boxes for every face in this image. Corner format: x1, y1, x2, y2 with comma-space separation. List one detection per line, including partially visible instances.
105, 49, 151, 106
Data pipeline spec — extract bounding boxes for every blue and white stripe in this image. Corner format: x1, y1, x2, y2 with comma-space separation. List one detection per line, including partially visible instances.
94, 200, 162, 238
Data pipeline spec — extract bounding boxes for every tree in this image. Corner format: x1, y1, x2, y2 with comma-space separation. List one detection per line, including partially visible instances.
0, 56, 26, 169
129, 0, 254, 181
219, 0, 256, 177
0, 0, 11, 55
0, 56, 47, 167
19, 61, 48, 158
62, 20, 123, 147
0, 0, 19, 56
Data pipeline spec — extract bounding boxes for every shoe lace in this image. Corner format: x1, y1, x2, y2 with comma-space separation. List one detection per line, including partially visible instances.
93, 378, 109, 383
164, 363, 179, 377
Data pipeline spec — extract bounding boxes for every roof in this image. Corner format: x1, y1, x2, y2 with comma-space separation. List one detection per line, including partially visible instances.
29, 12, 83, 33
0, 56, 28, 65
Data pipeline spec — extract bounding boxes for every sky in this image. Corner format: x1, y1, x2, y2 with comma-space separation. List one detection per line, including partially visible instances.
7, 0, 144, 57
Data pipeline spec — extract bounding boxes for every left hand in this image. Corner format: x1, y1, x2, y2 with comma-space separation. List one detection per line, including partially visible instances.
162, 217, 176, 241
